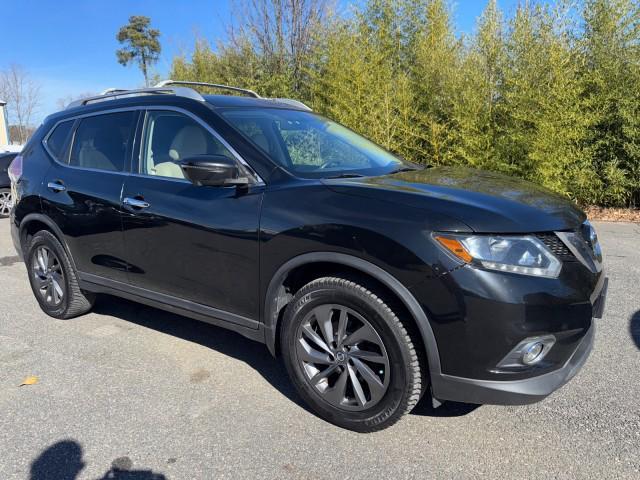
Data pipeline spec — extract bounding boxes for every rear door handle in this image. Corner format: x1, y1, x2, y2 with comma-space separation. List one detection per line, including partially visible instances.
123, 197, 150, 209
47, 181, 66, 193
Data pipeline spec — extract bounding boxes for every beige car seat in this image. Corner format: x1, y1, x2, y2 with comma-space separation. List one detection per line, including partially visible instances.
154, 125, 209, 179
78, 129, 121, 171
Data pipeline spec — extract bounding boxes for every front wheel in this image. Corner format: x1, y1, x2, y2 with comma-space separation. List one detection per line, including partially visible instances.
281, 276, 424, 432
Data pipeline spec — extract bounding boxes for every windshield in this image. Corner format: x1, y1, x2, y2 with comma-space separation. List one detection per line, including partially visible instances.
220, 108, 406, 178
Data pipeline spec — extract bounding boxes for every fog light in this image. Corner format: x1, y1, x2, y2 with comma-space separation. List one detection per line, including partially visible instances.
522, 342, 544, 365
495, 334, 556, 370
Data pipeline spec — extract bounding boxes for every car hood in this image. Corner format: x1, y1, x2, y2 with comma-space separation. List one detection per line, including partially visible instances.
323, 167, 586, 233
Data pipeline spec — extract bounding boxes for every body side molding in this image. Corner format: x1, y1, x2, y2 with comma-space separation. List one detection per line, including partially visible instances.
79, 272, 263, 342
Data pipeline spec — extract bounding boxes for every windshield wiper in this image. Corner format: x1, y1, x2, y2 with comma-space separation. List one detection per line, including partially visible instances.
388, 165, 424, 175
326, 173, 365, 179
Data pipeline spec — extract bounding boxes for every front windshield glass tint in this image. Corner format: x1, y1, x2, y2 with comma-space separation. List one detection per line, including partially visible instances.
221, 108, 404, 178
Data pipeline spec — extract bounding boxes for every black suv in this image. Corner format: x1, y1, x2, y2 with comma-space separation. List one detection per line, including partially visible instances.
9, 81, 607, 432
0, 152, 17, 217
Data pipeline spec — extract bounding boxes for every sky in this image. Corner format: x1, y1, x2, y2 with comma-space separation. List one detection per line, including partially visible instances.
0, 0, 523, 124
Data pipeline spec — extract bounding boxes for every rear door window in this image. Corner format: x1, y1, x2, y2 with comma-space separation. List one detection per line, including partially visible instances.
69, 111, 137, 172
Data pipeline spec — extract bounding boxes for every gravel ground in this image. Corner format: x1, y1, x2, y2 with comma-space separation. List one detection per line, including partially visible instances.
0, 218, 638, 479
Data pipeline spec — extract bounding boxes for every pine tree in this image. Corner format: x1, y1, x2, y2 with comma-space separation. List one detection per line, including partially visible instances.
495, 1, 595, 205
410, 0, 460, 166
450, 0, 505, 170
582, 0, 640, 206
529, 3, 596, 202
116, 16, 161, 87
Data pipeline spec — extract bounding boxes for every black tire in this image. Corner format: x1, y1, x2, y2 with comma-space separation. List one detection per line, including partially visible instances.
0, 188, 11, 218
26, 230, 95, 319
281, 276, 424, 432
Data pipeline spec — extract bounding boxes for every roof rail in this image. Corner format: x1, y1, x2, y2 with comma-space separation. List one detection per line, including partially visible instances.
265, 98, 312, 111
66, 86, 205, 109
155, 81, 312, 110
154, 80, 262, 99
65, 80, 313, 112
100, 88, 129, 95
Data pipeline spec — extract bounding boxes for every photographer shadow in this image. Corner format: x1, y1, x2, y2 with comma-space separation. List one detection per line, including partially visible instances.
29, 439, 166, 480
630, 310, 640, 350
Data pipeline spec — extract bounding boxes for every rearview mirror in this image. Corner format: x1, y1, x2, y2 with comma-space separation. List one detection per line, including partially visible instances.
180, 155, 249, 187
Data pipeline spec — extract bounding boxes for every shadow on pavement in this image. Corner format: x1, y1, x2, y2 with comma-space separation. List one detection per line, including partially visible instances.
411, 399, 479, 417
93, 295, 478, 420
630, 311, 640, 350
92, 295, 311, 412
30, 439, 166, 479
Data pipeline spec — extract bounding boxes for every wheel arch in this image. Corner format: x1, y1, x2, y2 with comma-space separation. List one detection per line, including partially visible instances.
263, 252, 442, 377
18, 213, 77, 270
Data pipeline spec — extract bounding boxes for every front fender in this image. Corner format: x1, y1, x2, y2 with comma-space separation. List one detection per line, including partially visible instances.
258, 182, 470, 382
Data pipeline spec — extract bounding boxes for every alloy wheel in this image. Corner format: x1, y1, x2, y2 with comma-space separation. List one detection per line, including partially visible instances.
0, 190, 12, 217
296, 304, 391, 411
32, 246, 65, 306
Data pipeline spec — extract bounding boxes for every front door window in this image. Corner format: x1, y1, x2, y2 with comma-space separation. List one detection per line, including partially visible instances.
140, 110, 236, 180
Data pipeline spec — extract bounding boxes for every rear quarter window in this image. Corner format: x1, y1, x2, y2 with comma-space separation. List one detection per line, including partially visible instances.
45, 120, 74, 161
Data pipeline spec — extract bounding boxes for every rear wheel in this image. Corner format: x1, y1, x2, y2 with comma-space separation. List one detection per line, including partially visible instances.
26, 230, 95, 319
281, 276, 424, 432
0, 188, 12, 218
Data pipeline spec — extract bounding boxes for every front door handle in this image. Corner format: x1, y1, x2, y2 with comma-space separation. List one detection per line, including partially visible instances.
123, 197, 150, 209
47, 181, 66, 193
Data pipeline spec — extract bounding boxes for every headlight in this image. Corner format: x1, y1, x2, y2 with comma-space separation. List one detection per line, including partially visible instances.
434, 233, 562, 278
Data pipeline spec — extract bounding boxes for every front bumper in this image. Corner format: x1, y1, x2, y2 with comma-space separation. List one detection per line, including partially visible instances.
431, 322, 595, 404
426, 270, 607, 405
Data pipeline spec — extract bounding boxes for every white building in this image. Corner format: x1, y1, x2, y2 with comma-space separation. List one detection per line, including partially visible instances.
0, 100, 21, 152
0, 100, 9, 146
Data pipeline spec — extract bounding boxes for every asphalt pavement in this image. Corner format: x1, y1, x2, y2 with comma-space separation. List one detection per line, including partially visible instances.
0, 218, 638, 479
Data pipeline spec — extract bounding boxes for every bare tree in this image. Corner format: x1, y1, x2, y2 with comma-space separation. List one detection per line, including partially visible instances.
0, 64, 41, 144
230, 0, 333, 92
8, 125, 36, 143
56, 92, 97, 110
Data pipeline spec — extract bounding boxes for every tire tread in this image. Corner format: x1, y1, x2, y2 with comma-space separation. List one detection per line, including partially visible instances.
284, 275, 424, 432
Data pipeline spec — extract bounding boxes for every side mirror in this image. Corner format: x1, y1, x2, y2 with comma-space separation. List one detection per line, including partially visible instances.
180, 155, 249, 187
